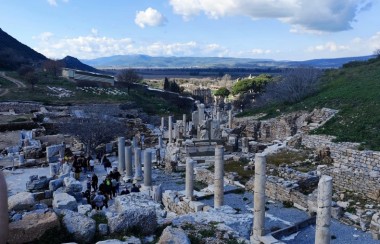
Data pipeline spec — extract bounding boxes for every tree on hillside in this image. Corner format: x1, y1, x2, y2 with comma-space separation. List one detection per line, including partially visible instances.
24, 71, 38, 91
116, 68, 142, 94
18, 65, 34, 77
231, 74, 271, 96
43, 60, 63, 77
214, 87, 230, 98
258, 68, 322, 104
59, 115, 126, 155
163, 77, 170, 90
374, 49, 380, 59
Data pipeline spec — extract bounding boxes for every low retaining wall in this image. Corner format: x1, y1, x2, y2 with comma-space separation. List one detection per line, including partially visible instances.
302, 134, 380, 201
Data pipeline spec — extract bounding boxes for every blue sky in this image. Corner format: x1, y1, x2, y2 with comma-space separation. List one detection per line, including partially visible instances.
0, 0, 379, 61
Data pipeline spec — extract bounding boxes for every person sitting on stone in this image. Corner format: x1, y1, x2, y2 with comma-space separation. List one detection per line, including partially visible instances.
130, 183, 140, 193
120, 186, 130, 195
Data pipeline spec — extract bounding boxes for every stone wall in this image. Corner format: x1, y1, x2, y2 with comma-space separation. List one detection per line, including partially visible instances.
302, 134, 380, 201
235, 108, 338, 142
162, 190, 205, 214
245, 176, 309, 210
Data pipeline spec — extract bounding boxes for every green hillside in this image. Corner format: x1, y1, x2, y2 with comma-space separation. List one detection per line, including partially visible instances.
244, 58, 380, 150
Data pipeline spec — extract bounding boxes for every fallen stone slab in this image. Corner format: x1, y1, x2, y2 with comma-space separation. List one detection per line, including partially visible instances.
8, 211, 60, 243
53, 193, 78, 211
62, 209, 96, 243
8, 192, 35, 211
158, 226, 190, 244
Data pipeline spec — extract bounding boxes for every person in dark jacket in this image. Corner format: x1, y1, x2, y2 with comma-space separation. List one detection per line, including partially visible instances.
92, 173, 98, 191
130, 183, 140, 193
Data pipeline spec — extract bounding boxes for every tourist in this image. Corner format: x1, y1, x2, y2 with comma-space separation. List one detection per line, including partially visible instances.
88, 156, 95, 172
72, 156, 82, 180
82, 189, 91, 204
120, 186, 130, 195
130, 183, 140, 193
86, 176, 92, 191
111, 178, 118, 197
111, 167, 121, 181
91, 173, 98, 191
104, 177, 113, 199
92, 191, 106, 210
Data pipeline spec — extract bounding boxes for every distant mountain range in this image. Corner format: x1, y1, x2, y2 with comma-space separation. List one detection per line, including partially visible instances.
82, 54, 375, 69
0, 28, 99, 73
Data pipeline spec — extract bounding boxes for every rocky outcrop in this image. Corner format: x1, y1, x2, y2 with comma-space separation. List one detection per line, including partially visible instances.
8, 211, 60, 244
62, 210, 96, 243
370, 212, 380, 240
158, 226, 190, 244
53, 193, 78, 211
8, 192, 35, 211
26, 175, 49, 192
107, 206, 157, 235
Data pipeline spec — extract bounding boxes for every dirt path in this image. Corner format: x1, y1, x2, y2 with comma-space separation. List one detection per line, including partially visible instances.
0, 71, 26, 88
0, 88, 9, 97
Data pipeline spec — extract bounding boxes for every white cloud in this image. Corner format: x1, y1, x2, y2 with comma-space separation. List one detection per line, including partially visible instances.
308, 42, 349, 52
135, 7, 167, 28
33, 32, 54, 42
47, 0, 69, 6
47, 0, 57, 6
169, 0, 373, 32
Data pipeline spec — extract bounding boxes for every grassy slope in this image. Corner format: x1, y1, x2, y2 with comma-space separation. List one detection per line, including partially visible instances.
0, 72, 187, 117
241, 58, 380, 150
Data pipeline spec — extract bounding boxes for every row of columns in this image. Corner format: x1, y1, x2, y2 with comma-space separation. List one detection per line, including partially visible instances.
118, 138, 153, 187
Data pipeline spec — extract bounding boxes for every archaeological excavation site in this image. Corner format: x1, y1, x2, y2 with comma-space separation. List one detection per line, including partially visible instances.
0, 100, 379, 244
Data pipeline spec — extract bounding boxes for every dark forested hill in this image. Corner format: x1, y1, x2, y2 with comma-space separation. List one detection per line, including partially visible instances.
59, 56, 100, 73
0, 28, 47, 70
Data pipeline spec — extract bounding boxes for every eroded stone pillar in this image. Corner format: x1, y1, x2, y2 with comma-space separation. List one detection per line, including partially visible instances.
158, 135, 163, 148
198, 103, 205, 123
186, 159, 195, 199
134, 148, 142, 180
168, 116, 173, 143
183, 114, 187, 134
315, 175, 333, 244
144, 150, 152, 187
124, 146, 133, 180
214, 146, 224, 208
132, 136, 138, 149
161, 117, 165, 131
252, 153, 266, 242
228, 109, 233, 129
118, 137, 125, 172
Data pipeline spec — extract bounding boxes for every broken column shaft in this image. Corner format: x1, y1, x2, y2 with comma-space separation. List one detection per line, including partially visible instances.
252, 153, 266, 242
185, 159, 195, 199
315, 175, 333, 244
124, 146, 133, 180
214, 146, 224, 208
118, 137, 125, 172
144, 150, 152, 187
134, 148, 142, 180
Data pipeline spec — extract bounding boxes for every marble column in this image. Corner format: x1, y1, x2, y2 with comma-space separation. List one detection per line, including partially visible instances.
198, 103, 205, 123
168, 116, 173, 143
158, 135, 163, 148
315, 175, 333, 244
228, 109, 233, 129
132, 136, 138, 149
252, 153, 267, 242
183, 114, 187, 135
185, 159, 195, 200
161, 117, 165, 131
144, 150, 152, 187
214, 146, 224, 208
19, 153, 25, 165
134, 148, 143, 180
124, 146, 133, 180
118, 137, 125, 172
217, 111, 221, 122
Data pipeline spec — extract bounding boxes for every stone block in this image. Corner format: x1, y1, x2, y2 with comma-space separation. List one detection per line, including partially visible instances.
189, 201, 205, 212
8, 192, 36, 211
